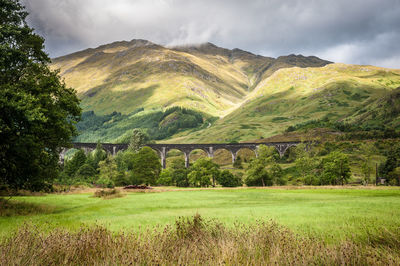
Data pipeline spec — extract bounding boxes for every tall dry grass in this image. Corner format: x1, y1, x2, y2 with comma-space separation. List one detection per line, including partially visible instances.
0, 214, 399, 265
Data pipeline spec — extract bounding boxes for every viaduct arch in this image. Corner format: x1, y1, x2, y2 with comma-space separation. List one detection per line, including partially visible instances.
60, 142, 301, 169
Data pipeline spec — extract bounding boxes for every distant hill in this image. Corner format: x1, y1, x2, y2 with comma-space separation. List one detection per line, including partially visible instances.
51, 40, 400, 143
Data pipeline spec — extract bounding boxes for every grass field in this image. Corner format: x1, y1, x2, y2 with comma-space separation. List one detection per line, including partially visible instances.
1, 187, 400, 243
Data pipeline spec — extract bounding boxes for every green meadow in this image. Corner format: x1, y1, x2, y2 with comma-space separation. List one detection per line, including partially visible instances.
2, 188, 400, 242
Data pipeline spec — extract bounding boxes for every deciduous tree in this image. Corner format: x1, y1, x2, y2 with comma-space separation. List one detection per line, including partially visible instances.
0, 0, 81, 190
131, 147, 161, 185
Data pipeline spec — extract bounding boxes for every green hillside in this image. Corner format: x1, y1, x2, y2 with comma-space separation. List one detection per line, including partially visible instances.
51, 40, 400, 143
167, 64, 400, 143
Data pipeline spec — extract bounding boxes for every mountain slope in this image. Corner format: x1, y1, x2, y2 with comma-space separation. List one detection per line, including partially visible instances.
52, 40, 330, 117
51, 40, 400, 143
165, 64, 400, 143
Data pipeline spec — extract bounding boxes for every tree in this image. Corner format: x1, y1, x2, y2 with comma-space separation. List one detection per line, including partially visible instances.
131, 147, 161, 185
97, 156, 118, 188
169, 158, 189, 187
233, 155, 243, 169
128, 129, 150, 152
270, 163, 286, 185
295, 151, 320, 185
257, 145, 278, 164
216, 170, 242, 187
64, 150, 86, 177
157, 169, 174, 186
115, 150, 136, 172
189, 158, 220, 187
174, 168, 190, 187
0, 0, 81, 191
361, 160, 372, 185
91, 142, 107, 169
75, 163, 97, 183
359, 143, 376, 185
188, 169, 212, 187
380, 145, 400, 184
245, 158, 272, 186
321, 151, 351, 185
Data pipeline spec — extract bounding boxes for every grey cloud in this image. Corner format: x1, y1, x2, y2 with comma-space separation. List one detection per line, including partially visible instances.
23, 0, 400, 68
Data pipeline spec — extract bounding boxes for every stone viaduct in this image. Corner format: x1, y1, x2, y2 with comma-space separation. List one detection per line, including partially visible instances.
60, 142, 302, 169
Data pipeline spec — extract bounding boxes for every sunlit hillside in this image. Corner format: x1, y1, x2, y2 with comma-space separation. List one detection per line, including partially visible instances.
166, 64, 400, 143
51, 40, 400, 143
51, 39, 330, 117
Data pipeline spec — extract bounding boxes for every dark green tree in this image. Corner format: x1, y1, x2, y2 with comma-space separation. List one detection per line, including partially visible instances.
0, 0, 81, 190
169, 158, 189, 187
174, 169, 190, 187
321, 151, 351, 185
97, 156, 118, 188
128, 129, 150, 152
233, 155, 243, 169
63, 149, 86, 178
157, 168, 174, 186
245, 158, 272, 186
380, 145, 400, 184
216, 170, 243, 187
92, 142, 107, 169
188, 169, 212, 187
75, 163, 96, 183
188, 158, 220, 187
131, 147, 161, 185
270, 163, 286, 185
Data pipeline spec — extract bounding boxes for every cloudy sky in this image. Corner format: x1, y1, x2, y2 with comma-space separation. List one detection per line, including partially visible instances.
24, 0, 400, 68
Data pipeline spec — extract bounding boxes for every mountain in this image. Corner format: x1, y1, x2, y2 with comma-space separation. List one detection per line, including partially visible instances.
52, 40, 330, 117
167, 64, 400, 143
51, 39, 400, 143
